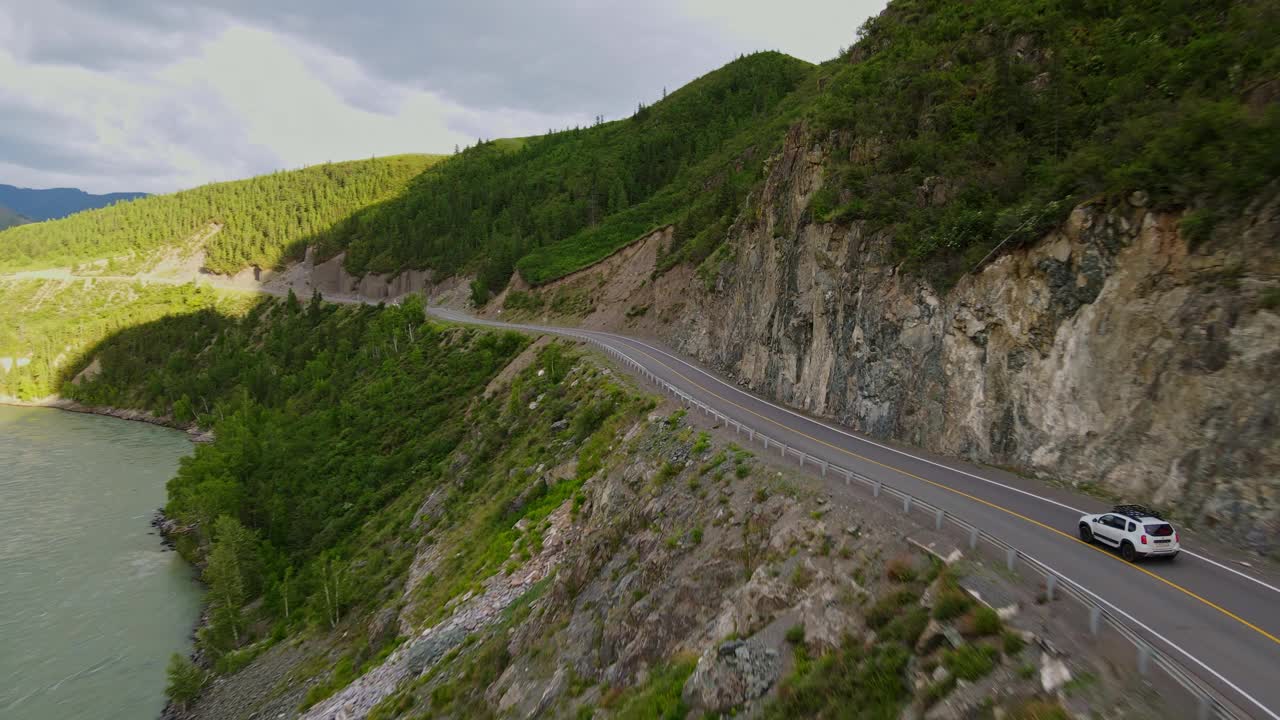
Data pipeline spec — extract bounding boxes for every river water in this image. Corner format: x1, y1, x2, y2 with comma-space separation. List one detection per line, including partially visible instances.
0, 406, 202, 720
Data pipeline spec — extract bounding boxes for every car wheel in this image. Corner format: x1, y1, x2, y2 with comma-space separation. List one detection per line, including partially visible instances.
1079, 524, 1093, 543
1121, 541, 1137, 562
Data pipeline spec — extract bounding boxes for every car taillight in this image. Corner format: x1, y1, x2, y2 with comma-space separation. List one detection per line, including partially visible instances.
1141, 535, 1148, 545
1175, 532, 1179, 543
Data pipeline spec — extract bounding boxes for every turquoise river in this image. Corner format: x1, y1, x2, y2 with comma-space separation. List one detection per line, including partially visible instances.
0, 405, 202, 720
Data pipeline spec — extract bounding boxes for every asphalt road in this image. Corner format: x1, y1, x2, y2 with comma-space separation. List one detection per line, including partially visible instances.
427, 306, 1280, 719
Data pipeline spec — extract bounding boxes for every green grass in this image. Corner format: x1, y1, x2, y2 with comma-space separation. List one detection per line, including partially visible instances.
866, 588, 922, 629
943, 645, 999, 682
606, 660, 696, 720
932, 587, 973, 621
765, 638, 910, 719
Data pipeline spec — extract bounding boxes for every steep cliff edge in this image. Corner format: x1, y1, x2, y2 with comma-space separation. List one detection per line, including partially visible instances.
515, 126, 1279, 551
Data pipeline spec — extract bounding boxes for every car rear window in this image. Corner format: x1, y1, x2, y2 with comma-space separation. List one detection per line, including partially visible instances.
1145, 523, 1174, 536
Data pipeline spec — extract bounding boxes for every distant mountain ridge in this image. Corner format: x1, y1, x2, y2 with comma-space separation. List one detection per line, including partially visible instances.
0, 184, 148, 222
0, 205, 29, 230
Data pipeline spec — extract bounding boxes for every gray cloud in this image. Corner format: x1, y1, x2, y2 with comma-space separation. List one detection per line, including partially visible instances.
3, 1, 217, 70
0, 0, 879, 193
16, 0, 743, 119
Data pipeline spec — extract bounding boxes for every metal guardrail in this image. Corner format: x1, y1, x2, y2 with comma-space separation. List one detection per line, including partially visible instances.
587, 340, 1247, 720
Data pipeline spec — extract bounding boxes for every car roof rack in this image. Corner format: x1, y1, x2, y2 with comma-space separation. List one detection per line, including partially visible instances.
1113, 504, 1163, 521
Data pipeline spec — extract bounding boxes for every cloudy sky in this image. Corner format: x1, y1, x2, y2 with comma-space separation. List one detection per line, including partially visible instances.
0, 0, 886, 194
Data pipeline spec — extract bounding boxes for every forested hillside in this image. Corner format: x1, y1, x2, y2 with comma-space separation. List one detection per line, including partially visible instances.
34, 289, 669, 713
321, 51, 813, 294
0, 156, 438, 274
805, 0, 1280, 282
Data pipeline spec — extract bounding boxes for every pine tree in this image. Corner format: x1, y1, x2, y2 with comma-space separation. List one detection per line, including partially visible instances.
165, 653, 206, 709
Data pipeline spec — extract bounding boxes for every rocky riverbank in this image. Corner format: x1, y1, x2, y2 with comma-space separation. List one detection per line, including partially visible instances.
0, 395, 215, 443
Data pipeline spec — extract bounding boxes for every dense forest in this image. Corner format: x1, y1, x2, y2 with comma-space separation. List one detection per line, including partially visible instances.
322, 51, 813, 295
29, 288, 653, 710
807, 0, 1280, 280
0, 156, 437, 274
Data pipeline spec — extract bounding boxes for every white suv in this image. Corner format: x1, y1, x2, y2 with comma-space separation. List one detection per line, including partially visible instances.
1078, 505, 1180, 561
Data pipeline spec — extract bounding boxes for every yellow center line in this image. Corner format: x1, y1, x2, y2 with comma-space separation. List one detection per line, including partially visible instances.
618, 340, 1280, 647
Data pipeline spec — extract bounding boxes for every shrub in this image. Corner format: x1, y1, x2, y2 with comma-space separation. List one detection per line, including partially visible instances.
885, 554, 917, 583
1002, 630, 1026, 655
785, 624, 806, 645
932, 587, 973, 621
791, 564, 814, 591
881, 607, 930, 647
691, 432, 711, 454
965, 606, 1002, 637
866, 588, 920, 629
1261, 287, 1280, 311
165, 653, 206, 709
943, 645, 998, 682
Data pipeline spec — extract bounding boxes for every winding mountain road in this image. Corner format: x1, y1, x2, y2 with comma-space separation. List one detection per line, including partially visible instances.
426, 306, 1280, 720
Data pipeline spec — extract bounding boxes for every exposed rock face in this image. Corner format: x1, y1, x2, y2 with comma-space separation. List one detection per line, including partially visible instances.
651, 127, 1278, 549
682, 639, 781, 713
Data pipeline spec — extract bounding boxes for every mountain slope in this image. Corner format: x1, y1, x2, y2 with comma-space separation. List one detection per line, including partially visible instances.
0, 155, 441, 273
804, 0, 1280, 282
501, 0, 1280, 548
0, 205, 29, 231
319, 51, 814, 294
0, 184, 147, 221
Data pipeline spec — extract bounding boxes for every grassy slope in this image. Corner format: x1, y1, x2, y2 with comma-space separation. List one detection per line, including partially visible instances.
0, 155, 441, 274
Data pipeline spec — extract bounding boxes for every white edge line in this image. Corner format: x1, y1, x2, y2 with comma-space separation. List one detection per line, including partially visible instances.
593, 330, 1280, 598
428, 308, 1280, 597
1021, 549, 1280, 720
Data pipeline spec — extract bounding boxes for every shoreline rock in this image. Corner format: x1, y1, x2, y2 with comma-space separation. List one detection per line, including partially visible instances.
0, 395, 215, 443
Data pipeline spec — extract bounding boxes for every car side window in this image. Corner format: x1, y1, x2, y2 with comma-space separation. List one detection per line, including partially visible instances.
1127, 522, 1136, 532
1101, 515, 1119, 528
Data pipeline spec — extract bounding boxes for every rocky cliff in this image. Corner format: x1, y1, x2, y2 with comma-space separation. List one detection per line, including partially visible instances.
660, 127, 1279, 551
518, 126, 1279, 551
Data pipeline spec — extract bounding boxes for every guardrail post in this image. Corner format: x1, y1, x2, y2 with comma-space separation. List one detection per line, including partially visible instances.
820, 460, 828, 477
1136, 643, 1151, 676
762, 436, 768, 450
968, 528, 978, 549
903, 496, 912, 514
747, 429, 754, 442
1089, 606, 1101, 636
874, 482, 882, 497
733, 421, 740, 435
935, 509, 944, 530
779, 443, 786, 457
798, 453, 804, 468
1005, 548, 1016, 572
1045, 575, 1057, 602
